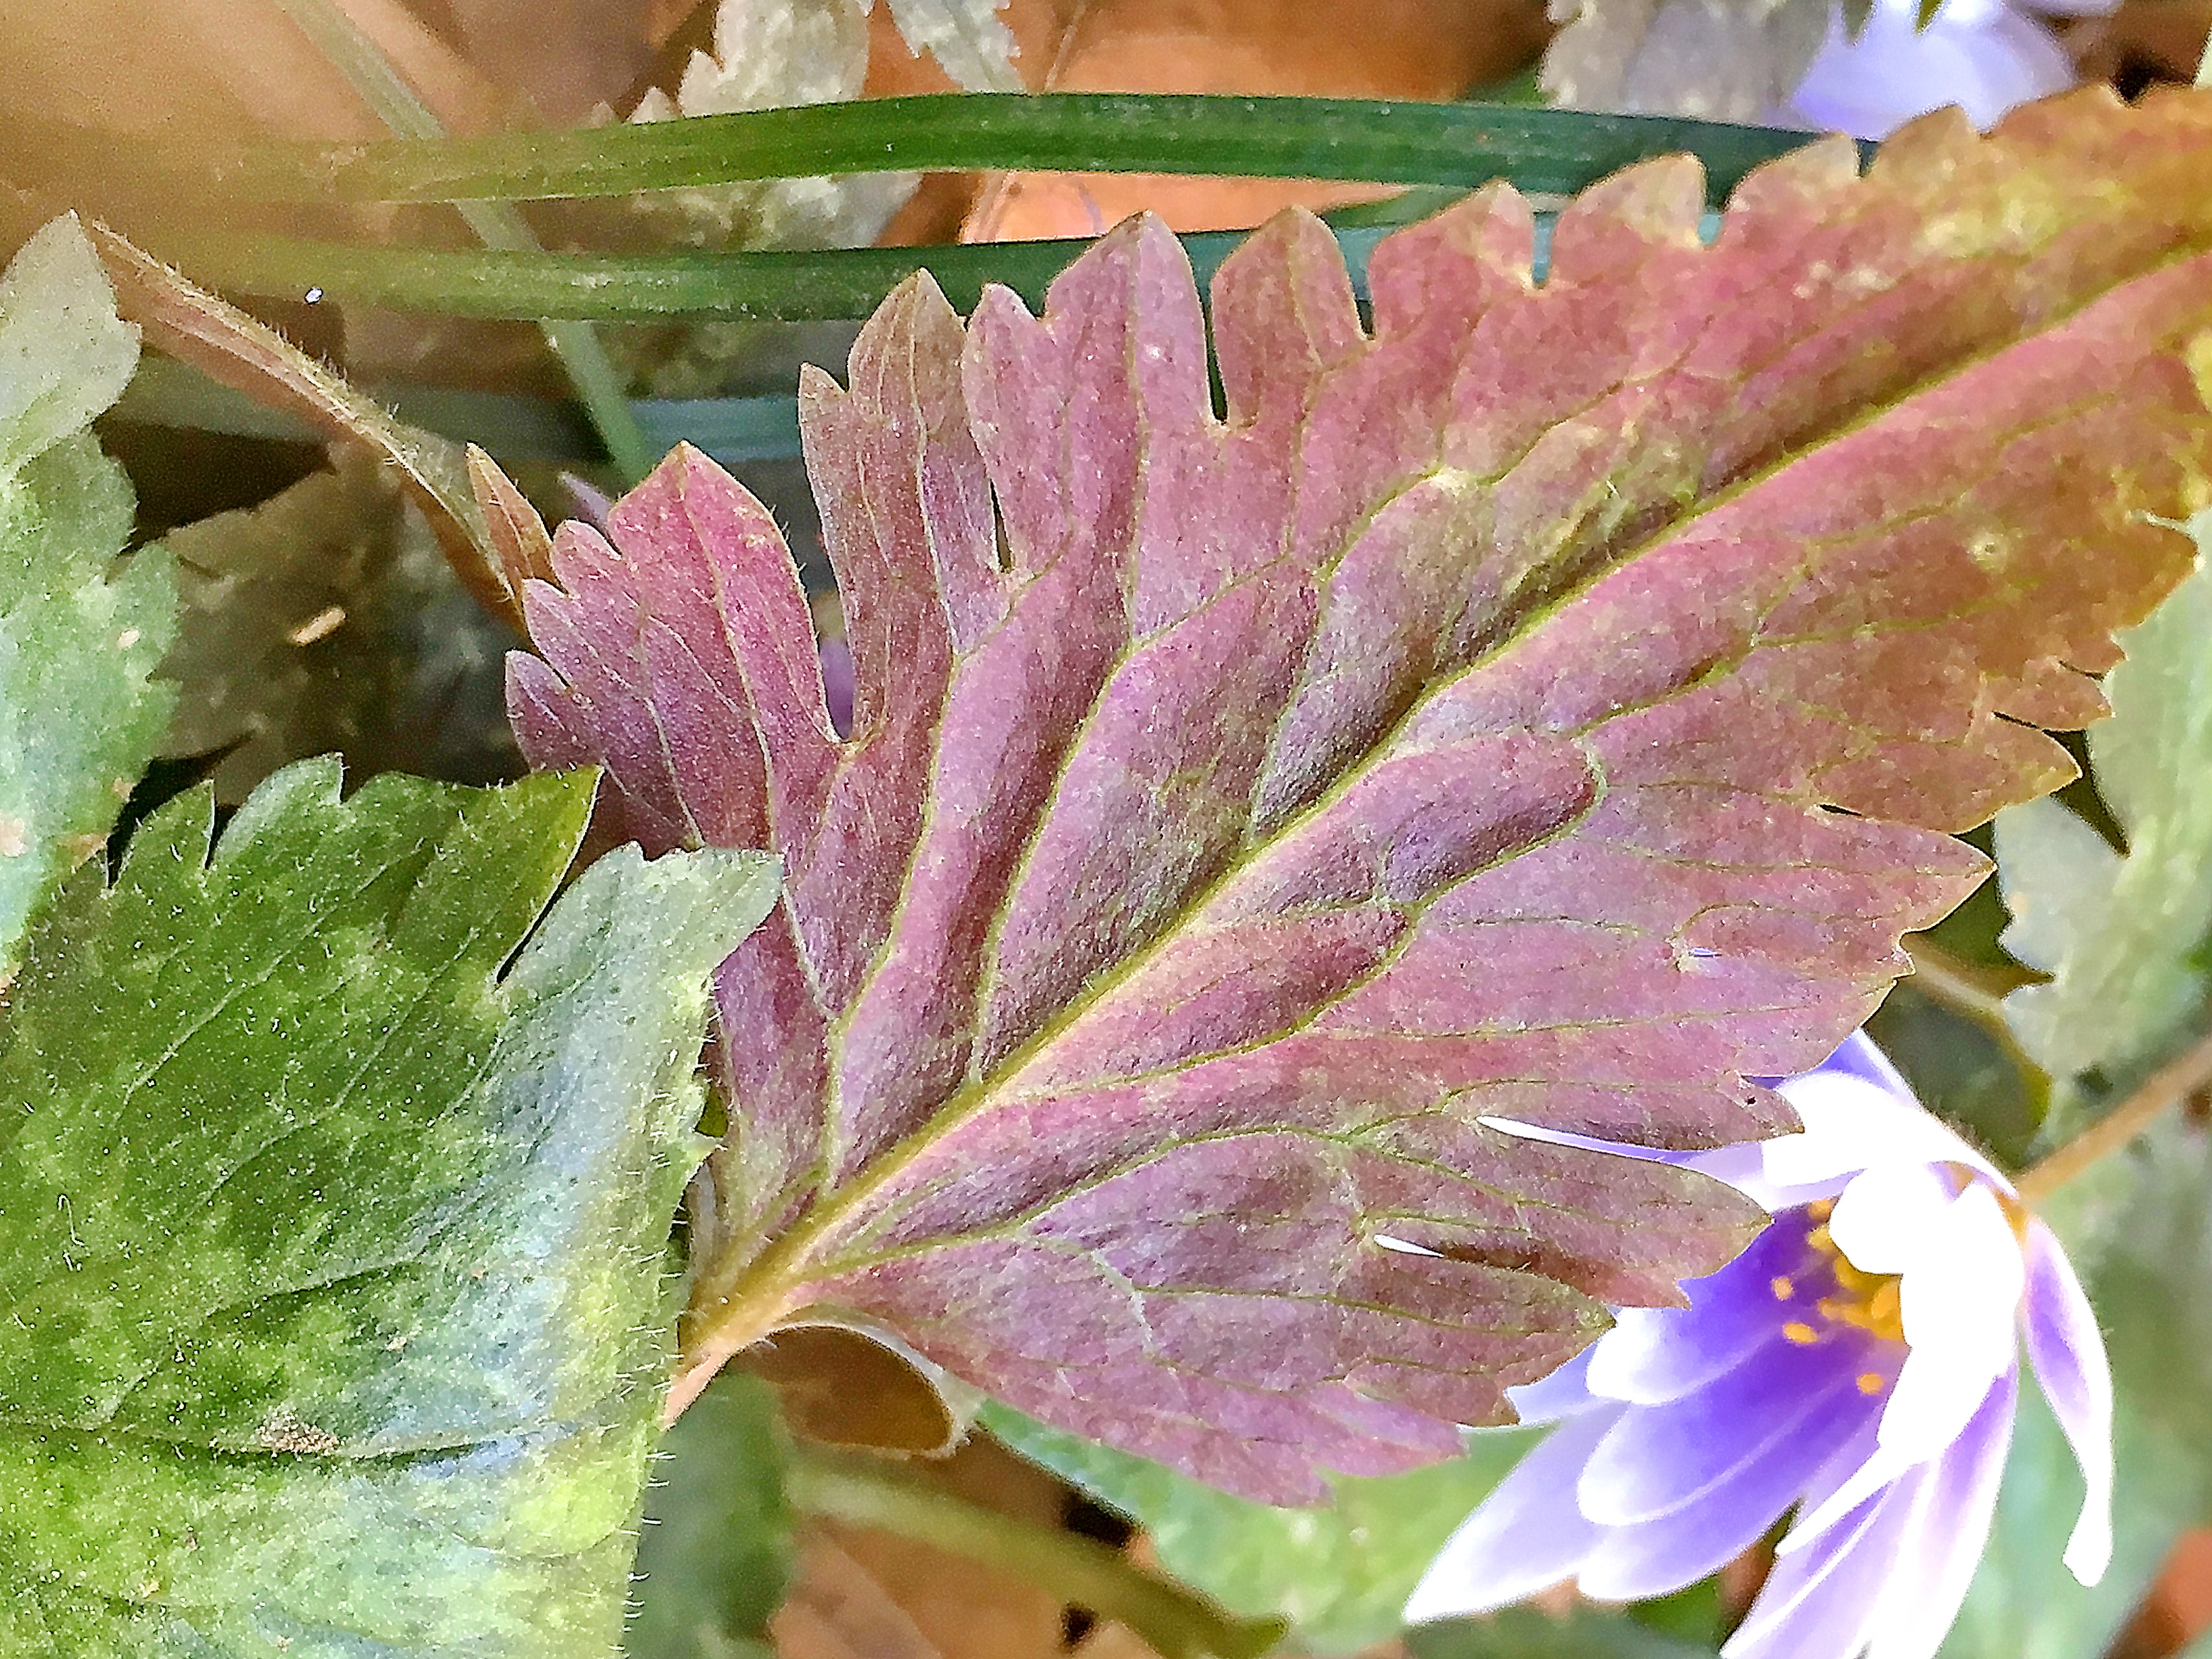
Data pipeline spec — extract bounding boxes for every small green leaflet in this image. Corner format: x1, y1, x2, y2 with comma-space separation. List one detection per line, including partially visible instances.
0, 759, 777, 1656
625, 1372, 793, 1659
983, 1404, 1535, 1654
1998, 513, 2212, 1121
0, 216, 175, 973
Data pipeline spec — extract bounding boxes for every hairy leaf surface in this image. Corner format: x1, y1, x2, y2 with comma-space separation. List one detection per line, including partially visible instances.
510, 89, 2212, 1501
0, 760, 777, 1655
0, 216, 174, 973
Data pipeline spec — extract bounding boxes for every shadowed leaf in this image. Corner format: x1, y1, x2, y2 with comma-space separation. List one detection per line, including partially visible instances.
626, 1370, 794, 1659
157, 449, 522, 803
986, 1403, 1538, 1653
509, 89, 2212, 1502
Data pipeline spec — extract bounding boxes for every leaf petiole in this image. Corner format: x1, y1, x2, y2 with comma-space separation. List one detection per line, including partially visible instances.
2015, 1027, 2212, 1206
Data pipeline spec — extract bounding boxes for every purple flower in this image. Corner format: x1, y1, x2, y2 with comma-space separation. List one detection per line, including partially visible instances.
1782, 0, 2110, 139
1405, 1033, 2113, 1658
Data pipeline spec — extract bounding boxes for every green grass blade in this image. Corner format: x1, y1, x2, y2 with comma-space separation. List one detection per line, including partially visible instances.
214, 95, 1844, 205
268, 0, 655, 479
168, 225, 1396, 323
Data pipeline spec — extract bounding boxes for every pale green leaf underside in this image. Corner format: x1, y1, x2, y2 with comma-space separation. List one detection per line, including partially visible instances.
1965, 513, 2212, 1655
0, 758, 778, 1656
0, 216, 175, 972
1998, 512, 2212, 1108
873, 0, 1019, 92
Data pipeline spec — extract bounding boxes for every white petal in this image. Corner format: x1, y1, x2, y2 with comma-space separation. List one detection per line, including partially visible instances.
1785, 1183, 2022, 1545
2020, 1218, 2115, 1584
1828, 1162, 1959, 1277
1863, 1372, 2018, 1659
1763, 1072, 2009, 1195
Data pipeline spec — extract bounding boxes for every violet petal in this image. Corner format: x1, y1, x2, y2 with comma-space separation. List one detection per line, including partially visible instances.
1588, 1217, 1815, 1405
1574, 1373, 1885, 1601
2021, 1217, 2115, 1582
1403, 1406, 1619, 1623
1579, 1328, 1874, 1525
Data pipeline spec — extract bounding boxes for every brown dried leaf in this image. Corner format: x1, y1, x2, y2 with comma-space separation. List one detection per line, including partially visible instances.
773, 1443, 1075, 1659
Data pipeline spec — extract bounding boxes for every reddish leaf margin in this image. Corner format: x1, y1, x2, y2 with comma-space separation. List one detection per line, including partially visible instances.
510, 89, 2212, 1500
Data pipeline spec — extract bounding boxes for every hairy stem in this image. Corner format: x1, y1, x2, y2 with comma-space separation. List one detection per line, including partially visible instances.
786, 1447, 1285, 1659
2016, 1027, 2212, 1207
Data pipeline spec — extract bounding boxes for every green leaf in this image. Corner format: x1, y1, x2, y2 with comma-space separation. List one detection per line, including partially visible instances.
1408, 1607, 1719, 1658
1942, 1114, 2212, 1659
983, 1404, 1537, 1654
626, 1372, 794, 1659
1998, 514, 2212, 1122
0, 758, 779, 1656
0, 216, 175, 973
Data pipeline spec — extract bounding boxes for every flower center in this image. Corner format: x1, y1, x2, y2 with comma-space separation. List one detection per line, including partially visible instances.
1807, 1211, 1905, 1345
1766, 1200, 1907, 1397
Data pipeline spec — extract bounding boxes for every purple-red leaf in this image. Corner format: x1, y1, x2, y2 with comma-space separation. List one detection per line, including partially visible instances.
509, 90, 2212, 1501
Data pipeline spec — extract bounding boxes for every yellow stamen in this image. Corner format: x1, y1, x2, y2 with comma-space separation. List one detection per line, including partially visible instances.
1771, 1275, 1795, 1301
1782, 1321, 1820, 1345
1857, 1372, 1886, 1395
1806, 1199, 1834, 1222
1806, 1222, 1907, 1344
